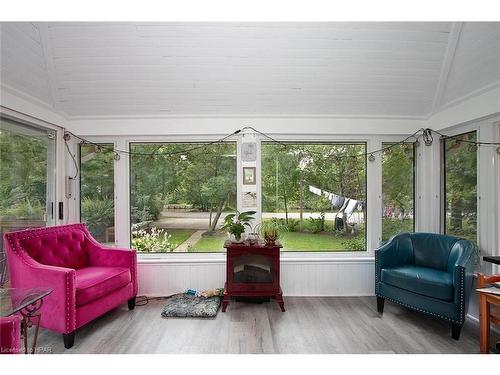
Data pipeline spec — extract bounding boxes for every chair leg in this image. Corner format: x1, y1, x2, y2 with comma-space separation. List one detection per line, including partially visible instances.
63, 332, 75, 349
451, 323, 462, 340
128, 297, 136, 310
377, 297, 385, 314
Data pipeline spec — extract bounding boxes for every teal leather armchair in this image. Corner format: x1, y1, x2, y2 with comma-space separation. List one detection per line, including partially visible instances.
375, 232, 475, 340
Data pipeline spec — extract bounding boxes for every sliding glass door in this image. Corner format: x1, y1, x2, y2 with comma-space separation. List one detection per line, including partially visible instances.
0, 117, 56, 277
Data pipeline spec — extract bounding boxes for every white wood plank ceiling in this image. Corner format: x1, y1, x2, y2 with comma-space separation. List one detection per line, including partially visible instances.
1, 22, 499, 118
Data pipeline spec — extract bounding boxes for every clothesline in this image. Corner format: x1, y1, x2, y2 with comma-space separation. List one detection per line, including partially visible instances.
308, 185, 364, 215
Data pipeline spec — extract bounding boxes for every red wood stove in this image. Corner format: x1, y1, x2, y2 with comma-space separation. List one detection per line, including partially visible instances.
222, 240, 285, 312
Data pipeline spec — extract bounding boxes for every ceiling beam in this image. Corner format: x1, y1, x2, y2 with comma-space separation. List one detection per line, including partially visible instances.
428, 22, 463, 117
38, 23, 61, 113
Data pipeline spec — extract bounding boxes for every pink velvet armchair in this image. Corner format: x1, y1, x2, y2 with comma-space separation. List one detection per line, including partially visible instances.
4, 224, 137, 349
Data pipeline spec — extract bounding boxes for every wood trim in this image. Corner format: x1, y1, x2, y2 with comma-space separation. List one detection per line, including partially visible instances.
429, 22, 463, 116
37, 24, 60, 113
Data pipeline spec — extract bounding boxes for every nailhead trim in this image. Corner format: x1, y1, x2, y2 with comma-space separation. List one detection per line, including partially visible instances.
458, 266, 465, 323
377, 294, 460, 324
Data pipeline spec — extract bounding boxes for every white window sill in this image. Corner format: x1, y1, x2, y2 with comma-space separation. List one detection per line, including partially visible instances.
137, 251, 375, 265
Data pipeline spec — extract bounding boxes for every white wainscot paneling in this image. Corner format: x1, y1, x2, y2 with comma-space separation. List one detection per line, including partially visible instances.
137, 257, 375, 297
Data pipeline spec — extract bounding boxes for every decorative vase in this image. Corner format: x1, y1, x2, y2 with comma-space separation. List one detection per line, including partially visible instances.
246, 232, 260, 245
229, 233, 244, 243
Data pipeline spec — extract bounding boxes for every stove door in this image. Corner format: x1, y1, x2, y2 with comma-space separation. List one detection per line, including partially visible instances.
232, 254, 274, 284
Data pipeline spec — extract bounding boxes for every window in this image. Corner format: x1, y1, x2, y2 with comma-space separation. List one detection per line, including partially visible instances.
0, 117, 56, 255
443, 131, 477, 243
79, 143, 115, 244
381, 143, 415, 242
261, 143, 367, 251
129, 142, 236, 253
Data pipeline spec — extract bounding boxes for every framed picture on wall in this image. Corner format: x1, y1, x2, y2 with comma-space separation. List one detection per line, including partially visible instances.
243, 167, 256, 185
241, 142, 257, 161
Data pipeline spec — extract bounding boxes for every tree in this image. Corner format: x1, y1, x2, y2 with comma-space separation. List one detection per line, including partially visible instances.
382, 143, 414, 217
444, 133, 477, 240
129, 142, 237, 231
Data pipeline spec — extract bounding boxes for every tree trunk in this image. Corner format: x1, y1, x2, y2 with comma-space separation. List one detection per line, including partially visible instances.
299, 176, 304, 231
449, 199, 463, 230
210, 195, 227, 232
208, 204, 213, 232
283, 188, 289, 224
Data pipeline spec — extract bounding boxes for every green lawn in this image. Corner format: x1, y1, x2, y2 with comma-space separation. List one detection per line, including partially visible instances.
280, 231, 364, 251
188, 230, 365, 252
189, 232, 227, 252
167, 229, 196, 248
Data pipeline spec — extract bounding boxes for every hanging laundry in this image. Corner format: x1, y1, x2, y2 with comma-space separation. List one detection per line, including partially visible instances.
345, 199, 358, 214
308, 185, 322, 196
339, 198, 350, 212
336, 196, 345, 209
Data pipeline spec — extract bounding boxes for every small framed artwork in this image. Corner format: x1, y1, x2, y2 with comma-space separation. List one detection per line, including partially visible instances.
243, 167, 256, 185
242, 192, 257, 207
241, 142, 257, 161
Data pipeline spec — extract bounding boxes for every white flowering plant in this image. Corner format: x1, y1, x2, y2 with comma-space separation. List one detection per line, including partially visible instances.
131, 227, 175, 252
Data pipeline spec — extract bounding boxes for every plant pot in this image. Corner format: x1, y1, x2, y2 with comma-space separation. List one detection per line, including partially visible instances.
229, 233, 244, 243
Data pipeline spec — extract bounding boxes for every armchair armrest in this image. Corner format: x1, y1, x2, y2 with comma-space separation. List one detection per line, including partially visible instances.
450, 241, 476, 317
375, 234, 413, 295
375, 233, 413, 270
88, 247, 136, 268
87, 247, 138, 295
9, 259, 76, 334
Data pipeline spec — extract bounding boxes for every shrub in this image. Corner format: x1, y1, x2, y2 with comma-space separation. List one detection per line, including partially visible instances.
286, 218, 300, 232
0, 200, 45, 219
342, 236, 365, 251
131, 227, 174, 252
81, 197, 114, 238
131, 194, 164, 223
306, 213, 325, 233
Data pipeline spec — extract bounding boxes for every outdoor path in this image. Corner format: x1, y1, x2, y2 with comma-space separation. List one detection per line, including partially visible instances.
174, 230, 204, 252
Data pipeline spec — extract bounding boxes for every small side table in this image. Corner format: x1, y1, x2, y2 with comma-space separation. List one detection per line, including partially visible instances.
480, 256, 500, 354
483, 256, 500, 266
0, 287, 52, 354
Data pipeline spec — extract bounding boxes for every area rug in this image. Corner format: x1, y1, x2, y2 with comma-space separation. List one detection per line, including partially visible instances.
161, 293, 222, 318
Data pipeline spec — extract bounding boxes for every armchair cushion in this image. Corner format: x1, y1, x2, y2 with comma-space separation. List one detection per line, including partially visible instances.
381, 266, 454, 301
75, 266, 131, 306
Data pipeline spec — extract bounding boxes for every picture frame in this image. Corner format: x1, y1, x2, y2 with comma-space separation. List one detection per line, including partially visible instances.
241, 142, 257, 161
243, 167, 256, 185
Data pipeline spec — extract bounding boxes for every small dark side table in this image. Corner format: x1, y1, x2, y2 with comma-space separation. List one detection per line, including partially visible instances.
483, 256, 500, 265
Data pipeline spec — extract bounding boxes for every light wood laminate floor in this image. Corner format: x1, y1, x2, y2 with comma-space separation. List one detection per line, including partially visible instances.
36, 296, 496, 354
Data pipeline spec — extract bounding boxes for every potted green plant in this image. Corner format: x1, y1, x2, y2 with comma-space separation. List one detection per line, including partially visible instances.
221, 210, 256, 242
259, 218, 288, 246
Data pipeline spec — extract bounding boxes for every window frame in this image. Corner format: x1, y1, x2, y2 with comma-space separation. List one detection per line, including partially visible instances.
260, 140, 368, 252
77, 133, 405, 261
128, 139, 238, 254
0, 115, 58, 226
